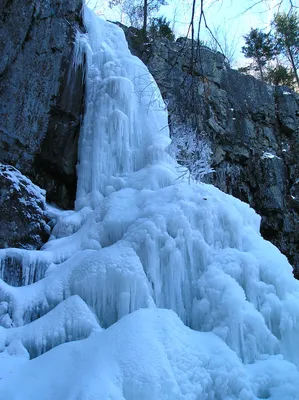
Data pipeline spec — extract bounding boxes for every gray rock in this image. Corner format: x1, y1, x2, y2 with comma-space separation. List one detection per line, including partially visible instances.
276, 86, 299, 134
0, 164, 49, 250
0, 0, 84, 209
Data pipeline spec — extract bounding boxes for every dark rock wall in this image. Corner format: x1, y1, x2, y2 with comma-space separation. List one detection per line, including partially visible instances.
0, 0, 84, 209
126, 33, 299, 273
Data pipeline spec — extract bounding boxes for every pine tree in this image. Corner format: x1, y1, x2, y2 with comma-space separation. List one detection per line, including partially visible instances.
149, 17, 175, 41
273, 11, 299, 86
265, 65, 295, 88
242, 28, 277, 81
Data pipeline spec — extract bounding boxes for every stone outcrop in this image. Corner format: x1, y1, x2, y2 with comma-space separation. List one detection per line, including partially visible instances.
0, 0, 84, 209
0, 164, 49, 249
125, 33, 299, 273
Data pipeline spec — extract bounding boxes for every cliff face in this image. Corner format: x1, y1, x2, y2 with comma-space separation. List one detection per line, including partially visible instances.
126, 32, 299, 273
0, 0, 84, 210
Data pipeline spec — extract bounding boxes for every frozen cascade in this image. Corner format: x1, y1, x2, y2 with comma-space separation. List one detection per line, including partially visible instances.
1, 5, 299, 399
74, 9, 176, 210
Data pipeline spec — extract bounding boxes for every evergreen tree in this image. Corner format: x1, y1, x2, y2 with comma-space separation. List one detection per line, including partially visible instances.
149, 17, 175, 41
265, 65, 295, 88
273, 11, 299, 86
238, 65, 252, 75
242, 28, 277, 80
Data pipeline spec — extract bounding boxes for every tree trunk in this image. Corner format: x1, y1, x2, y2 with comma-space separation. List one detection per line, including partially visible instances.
257, 57, 264, 81
142, 0, 148, 40
287, 46, 299, 87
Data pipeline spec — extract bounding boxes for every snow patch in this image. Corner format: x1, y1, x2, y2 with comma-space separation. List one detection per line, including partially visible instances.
261, 151, 281, 160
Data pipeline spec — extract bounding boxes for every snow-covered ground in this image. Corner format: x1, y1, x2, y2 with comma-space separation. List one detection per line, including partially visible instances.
1, 6, 299, 399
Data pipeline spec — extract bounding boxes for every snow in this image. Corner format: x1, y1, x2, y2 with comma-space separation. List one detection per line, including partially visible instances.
0, 164, 46, 203
1, 5, 299, 399
0, 295, 99, 359
261, 151, 281, 160
0, 309, 256, 400
167, 123, 214, 182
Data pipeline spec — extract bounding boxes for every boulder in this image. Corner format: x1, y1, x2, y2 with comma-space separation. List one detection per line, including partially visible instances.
0, 164, 49, 249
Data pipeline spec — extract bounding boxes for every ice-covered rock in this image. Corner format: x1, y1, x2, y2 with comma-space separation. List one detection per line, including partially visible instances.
0, 164, 51, 286
0, 164, 49, 250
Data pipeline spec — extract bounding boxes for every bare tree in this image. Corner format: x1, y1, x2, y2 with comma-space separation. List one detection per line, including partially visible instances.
204, 25, 240, 67
109, 0, 166, 33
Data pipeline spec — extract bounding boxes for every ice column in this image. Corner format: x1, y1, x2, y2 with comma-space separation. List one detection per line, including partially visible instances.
74, 7, 175, 210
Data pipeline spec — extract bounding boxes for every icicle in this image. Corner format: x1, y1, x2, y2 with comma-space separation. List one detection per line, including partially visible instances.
0, 296, 100, 359
0, 249, 50, 287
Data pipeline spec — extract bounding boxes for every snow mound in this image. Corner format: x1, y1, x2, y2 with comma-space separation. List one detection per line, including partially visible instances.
2, 308, 299, 400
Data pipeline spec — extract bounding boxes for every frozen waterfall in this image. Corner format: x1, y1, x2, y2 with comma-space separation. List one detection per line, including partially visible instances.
1, 5, 299, 399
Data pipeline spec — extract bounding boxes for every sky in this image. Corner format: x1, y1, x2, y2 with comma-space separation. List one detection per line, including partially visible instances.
86, 0, 294, 67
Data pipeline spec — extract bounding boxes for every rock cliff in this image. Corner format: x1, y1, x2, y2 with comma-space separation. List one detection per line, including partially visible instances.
0, 0, 84, 211
125, 31, 299, 274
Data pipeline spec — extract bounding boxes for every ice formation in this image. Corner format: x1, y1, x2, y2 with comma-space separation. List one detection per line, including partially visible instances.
1, 5, 299, 399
